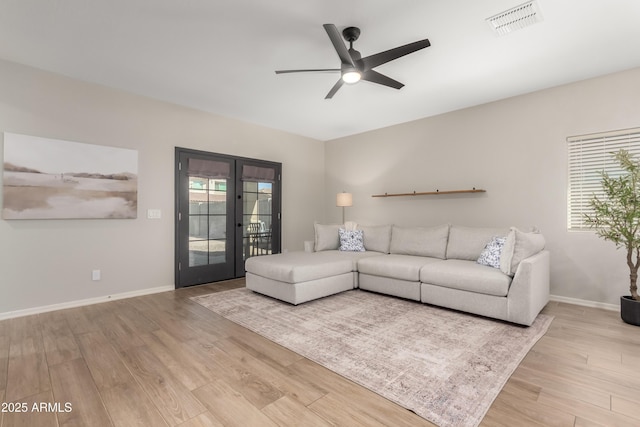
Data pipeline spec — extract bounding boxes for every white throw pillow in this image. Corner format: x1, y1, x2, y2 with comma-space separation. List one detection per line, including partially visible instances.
447, 225, 510, 260
339, 228, 366, 252
357, 224, 392, 253
389, 224, 450, 259
500, 227, 546, 276
314, 223, 341, 251
477, 236, 507, 269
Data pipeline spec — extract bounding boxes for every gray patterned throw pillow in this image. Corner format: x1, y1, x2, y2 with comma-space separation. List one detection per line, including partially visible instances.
339, 228, 365, 252
477, 236, 506, 269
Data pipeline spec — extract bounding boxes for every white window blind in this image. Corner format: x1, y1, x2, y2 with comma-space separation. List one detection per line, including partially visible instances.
567, 127, 640, 230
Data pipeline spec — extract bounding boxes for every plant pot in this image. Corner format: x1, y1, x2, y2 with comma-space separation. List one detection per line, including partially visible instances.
620, 295, 640, 326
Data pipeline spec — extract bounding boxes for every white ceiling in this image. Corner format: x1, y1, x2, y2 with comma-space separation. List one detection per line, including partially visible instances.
1, 0, 639, 141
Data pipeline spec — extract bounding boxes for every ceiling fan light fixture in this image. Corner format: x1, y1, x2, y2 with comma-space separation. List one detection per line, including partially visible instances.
275, 24, 431, 98
342, 69, 361, 84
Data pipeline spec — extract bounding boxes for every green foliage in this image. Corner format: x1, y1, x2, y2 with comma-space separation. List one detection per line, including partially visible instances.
584, 149, 640, 300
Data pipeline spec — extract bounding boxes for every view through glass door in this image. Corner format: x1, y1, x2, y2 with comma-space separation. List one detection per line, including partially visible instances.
236, 160, 281, 276
175, 148, 281, 288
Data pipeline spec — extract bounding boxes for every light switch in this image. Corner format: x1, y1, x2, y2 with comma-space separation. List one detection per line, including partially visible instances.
147, 209, 162, 219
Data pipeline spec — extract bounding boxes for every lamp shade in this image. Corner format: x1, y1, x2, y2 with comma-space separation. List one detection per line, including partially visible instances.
336, 192, 353, 207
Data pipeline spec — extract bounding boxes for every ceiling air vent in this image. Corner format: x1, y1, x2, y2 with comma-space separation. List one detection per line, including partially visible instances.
486, 0, 543, 36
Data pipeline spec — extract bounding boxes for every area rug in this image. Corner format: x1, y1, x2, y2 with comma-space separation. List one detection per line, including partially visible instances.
192, 288, 553, 427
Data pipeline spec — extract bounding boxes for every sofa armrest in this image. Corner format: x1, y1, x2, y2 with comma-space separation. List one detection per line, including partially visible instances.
506, 250, 550, 326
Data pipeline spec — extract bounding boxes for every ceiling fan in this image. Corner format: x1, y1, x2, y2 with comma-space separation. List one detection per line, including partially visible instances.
275, 24, 431, 99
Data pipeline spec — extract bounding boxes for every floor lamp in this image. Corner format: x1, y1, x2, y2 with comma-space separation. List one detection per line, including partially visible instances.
336, 192, 353, 224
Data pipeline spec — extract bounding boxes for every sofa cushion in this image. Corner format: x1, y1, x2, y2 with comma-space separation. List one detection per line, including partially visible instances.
446, 225, 510, 261
313, 250, 385, 271
357, 224, 392, 254
500, 227, 546, 276
389, 224, 449, 259
420, 259, 512, 297
245, 251, 353, 283
358, 254, 442, 282
314, 223, 341, 251
338, 228, 365, 252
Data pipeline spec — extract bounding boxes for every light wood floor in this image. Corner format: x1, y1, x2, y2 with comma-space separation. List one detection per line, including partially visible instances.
1, 279, 639, 427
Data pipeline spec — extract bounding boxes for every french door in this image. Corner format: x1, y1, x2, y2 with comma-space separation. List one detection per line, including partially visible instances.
175, 148, 281, 288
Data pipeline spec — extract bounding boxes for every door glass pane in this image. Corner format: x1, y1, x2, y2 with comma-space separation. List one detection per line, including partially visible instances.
188, 239, 208, 267
188, 237, 227, 266
243, 180, 273, 260
208, 239, 226, 264
188, 158, 229, 267
208, 215, 226, 240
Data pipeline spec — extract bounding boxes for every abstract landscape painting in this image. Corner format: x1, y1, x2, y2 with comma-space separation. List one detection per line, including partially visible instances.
2, 133, 138, 219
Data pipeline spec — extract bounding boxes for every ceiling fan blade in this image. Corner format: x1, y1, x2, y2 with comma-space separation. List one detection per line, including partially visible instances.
362, 70, 404, 89
325, 79, 344, 99
275, 69, 340, 74
323, 24, 356, 67
361, 38, 430, 70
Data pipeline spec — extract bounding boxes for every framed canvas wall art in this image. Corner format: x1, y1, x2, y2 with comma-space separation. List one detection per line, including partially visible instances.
2, 133, 138, 219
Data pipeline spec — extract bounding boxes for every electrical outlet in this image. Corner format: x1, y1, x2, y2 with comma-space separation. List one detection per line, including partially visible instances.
92, 270, 101, 281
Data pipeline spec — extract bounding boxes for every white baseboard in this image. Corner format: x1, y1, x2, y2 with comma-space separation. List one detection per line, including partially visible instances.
549, 294, 619, 312
0, 288, 619, 321
0, 285, 174, 321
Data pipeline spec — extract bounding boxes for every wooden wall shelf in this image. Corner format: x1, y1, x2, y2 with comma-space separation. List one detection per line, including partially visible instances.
371, 188, 486, 198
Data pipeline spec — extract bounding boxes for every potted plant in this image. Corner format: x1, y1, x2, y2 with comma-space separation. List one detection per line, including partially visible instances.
584, 149, 640, 325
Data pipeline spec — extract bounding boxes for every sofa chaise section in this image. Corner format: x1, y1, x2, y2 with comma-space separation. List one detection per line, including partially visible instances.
245, 250, 383, 305
245, 251, 352, 305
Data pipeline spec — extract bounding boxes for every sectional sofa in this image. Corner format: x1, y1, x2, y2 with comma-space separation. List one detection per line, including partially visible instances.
245, 223, 549, 326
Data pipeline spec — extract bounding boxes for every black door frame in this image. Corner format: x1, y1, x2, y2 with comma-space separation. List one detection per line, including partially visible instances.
175, 147, 282, 288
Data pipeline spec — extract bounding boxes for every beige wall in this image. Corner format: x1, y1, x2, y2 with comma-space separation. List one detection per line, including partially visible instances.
325, 67, 640, 307
2, 57, 638, 316
0, 59, 324, 316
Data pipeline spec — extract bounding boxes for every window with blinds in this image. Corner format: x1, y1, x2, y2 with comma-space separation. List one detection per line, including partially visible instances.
567, 127, 640, 230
